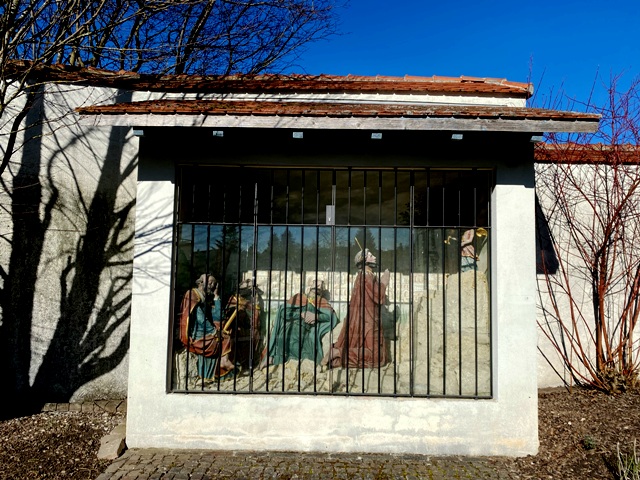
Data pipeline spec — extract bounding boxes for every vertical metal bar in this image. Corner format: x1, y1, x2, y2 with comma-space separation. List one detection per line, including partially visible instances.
297, 170, 305, 392
169, 167, 182, 392
214, 179, 229, 391
249, 181, 259, 391
377, 170, 383, 393
186, 223, 196, 390
361, 170, 367, 392
182, 177, 197, 391
488, 170, 494, 398
206, 182, 214, 383
171, 170, 181, 390
441, 172, 447, 395
425, 168, 431, 396
345, 168, 352, 393
313, 170, 321, 392
186, 176, 199, 390
281, 171, 291, 391
473, 169, 479, 398
327, 170, 337, 388
392, 170, 398, 395
265, 170, 275, 391
231, 170, 243, 392
202, 224, 213, 391
409, 170, 415, 396
457, 172, 463, 397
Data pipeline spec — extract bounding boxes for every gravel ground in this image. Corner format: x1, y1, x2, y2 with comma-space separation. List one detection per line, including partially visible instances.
0, 409, 123, 480
1, 388, 639, 479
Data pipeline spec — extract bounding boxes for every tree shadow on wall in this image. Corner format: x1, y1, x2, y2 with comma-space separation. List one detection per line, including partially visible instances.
0, 88, 136, 418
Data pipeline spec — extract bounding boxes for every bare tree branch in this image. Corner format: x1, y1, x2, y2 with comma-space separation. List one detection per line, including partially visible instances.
536, 75, 640, 393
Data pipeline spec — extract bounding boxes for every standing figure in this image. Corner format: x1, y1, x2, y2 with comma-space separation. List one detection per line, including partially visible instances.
460, 228, 478, 272
323, 248, 390, 368
178, 273, 234, 380
223, 279, 263, 372
260, 280, 339, 368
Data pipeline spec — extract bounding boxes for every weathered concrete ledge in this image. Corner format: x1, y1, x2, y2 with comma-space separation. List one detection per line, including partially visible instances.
41, 400, 128, 460
41, 399, 127, 414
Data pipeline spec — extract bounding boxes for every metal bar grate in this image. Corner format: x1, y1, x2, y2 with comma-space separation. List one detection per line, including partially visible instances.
171, 166, 493, 398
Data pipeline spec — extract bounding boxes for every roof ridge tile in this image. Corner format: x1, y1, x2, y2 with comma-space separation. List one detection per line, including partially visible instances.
6, 59, 533, 97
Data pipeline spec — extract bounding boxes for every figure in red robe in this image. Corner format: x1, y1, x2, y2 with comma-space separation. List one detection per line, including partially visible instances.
323, 248, 390, 368
178, 273, 235, 380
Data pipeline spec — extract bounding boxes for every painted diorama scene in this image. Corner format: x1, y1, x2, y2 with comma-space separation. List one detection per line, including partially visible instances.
171, 167, 491, 397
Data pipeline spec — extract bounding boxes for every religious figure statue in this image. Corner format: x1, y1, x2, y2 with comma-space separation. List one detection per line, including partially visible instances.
260, 280, 339, 368
446, 227, 488, 272
178, 273, 235, 380
460, 228, 478, 272
460, 227, 487, 272
222, 279, 263, 373
323, 248, 390, 368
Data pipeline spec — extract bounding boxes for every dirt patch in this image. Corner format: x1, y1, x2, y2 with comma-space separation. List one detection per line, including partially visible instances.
0, 409, 123, 480
490, 387, 640, 479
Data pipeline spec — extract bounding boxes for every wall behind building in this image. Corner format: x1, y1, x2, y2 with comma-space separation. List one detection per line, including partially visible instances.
0, 83, 138, 404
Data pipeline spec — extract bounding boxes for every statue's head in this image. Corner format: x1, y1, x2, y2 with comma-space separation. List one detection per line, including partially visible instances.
354, 248, 377, 269
237, 278, 263, 296
306, 279, 326, 297
196, 273, 217, 294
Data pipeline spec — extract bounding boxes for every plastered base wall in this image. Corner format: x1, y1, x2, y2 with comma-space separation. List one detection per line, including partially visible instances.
127, 157, 538, 456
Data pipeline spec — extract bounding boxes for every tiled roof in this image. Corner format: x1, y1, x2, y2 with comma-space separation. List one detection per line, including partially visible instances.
78, 99, 600, 133
77, 99, 599, 123
7, 60, 533, 97
535, 143, 640, 164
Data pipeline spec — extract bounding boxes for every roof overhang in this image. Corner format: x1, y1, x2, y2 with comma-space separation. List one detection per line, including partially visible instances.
77, 100, 600, 133
535, 143, 640, 164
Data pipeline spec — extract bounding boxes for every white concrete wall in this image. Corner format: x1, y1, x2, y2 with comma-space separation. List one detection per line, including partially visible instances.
126, 157, 539, 456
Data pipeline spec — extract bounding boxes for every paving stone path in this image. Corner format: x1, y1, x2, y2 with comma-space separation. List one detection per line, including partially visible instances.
42, 401, 519, 479
96, 449, 517, 479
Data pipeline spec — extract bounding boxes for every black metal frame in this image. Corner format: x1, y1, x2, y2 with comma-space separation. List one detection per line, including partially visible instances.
170, 166, 493, 398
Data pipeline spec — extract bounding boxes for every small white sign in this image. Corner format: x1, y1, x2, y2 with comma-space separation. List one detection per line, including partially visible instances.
326, 205, 335, 225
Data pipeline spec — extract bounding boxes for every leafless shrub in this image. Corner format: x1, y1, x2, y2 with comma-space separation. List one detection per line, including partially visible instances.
536, 75, 640, 393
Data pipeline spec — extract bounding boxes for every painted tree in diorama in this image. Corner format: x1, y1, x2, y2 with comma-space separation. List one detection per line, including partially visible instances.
535, 74, 640, 393
0, 0, 340, 413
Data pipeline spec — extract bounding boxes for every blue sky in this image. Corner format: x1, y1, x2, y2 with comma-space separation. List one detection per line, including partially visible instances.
290, 0, 639, 110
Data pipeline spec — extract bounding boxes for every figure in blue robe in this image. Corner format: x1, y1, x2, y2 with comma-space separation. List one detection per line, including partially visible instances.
179, 274, 223, 380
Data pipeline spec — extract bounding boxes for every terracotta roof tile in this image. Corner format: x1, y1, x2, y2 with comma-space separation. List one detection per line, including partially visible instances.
535, 143, 640, 164
7, 60, 533, 97
77, 99, 599, 123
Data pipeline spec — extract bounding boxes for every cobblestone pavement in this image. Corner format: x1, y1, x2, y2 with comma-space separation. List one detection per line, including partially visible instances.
84, 400, 516, 479
96, 449, 516, 479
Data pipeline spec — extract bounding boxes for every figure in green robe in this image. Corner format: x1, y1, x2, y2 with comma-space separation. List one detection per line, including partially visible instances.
260, 281, 339, 368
